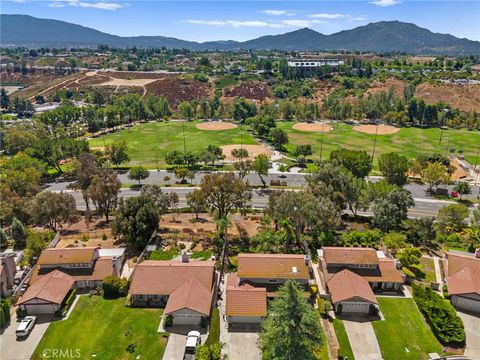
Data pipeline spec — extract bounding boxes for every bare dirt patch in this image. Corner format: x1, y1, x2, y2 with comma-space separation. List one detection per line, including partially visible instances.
365, 77, 406, 97
415, 82, 480, 112
293, 122, 332, 132
56, 218, 118, 248
220, 144, 272, 161
196, 121, 238, 131
353, 124, 400, 135
96, 78, 158, 87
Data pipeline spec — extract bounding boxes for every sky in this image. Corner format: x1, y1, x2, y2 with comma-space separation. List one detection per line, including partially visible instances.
2, 0, 480, 42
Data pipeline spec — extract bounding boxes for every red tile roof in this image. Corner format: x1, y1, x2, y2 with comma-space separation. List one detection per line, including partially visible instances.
327, 269, 377, 305
37, 247, 97, 265
17, 270, 74, 305
129, 260, 215, 296
237, 254, 309, 280
323, 247, 379, 265
446, 253, 480, 296
164, 277, 213, 316
225, 272, 267, 317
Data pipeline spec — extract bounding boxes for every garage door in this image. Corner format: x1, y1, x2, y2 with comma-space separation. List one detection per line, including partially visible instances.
25, 304, 56, 315
453, 296, 480, 313
228, 316, 262, 324
341, 302, 370, 313
173, 314, 202, 326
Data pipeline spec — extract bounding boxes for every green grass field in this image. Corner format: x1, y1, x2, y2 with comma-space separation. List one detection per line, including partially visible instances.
332, 319, 355, 360
278, 122, 480, 168
32, 296, 168, 360
372, 297, 442, 360
89, 121, 256, 168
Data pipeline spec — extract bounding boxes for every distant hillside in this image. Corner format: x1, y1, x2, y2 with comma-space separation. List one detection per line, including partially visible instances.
1, 14, 479, 55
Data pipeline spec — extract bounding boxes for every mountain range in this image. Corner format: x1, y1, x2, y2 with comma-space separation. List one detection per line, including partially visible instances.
1, 14, 480, 55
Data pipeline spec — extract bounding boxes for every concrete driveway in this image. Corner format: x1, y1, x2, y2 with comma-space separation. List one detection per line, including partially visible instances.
0, 314, 52, 360
221, 325, 261, 360
341, 314, 382, 360
457, 311, 480, 359
162, 326, 208, 360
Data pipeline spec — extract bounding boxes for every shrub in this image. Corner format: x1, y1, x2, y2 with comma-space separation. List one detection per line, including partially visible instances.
56, 289, 77, 317
164, 315, 173, 327
16, 307, 27, 318
341, 230, 382, 247
412, 283, 465, 347
102, 276, 129, 298
402, 267, 416, 279
11, 217, 26, 244
0, 228, 8, 248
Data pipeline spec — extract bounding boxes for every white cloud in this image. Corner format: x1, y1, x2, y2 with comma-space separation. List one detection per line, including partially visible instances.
351, 15, 368, 21
261, 9, 296, 16
309, 13, 345, 19
281, 19, 325, 28
184, 20, 270, 28
370, 0, 401, 7
47, 0, 126, 11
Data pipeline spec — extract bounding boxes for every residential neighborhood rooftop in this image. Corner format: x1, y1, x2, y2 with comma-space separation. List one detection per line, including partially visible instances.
327, 269, 378, 305
446, 251, 480, 296
17, 270, 74, 306
237, 253, 309, 280
37, 247, 98, 265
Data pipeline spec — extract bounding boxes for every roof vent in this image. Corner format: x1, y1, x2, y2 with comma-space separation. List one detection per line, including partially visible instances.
292, 266, 298, 273
182, 252, 189, 263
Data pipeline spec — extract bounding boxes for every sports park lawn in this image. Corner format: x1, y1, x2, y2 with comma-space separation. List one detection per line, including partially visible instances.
372, 297, 442, 360
89, 121, 256, 168
278, 122, 480, 169
32, 296, 168, 360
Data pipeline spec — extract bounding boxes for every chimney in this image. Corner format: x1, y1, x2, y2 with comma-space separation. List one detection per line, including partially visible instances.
182, 252, 189, 263
304, 255, 310, 265
475, 249, 480, 259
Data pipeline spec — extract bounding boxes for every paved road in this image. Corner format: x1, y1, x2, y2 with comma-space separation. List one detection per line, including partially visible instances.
457, 311, 480, 360
0, 314, 52, 360
57, 186, 461, 219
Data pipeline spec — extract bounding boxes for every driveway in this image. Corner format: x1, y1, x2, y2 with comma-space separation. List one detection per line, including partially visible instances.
457, 311, 480, 359
162, 326, 207, 360
341, 314, 382, 360
0, 314, 52, 360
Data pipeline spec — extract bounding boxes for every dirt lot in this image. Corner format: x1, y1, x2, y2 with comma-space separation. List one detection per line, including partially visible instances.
293, 122, 332, 132
224, 81, 271, 101
415, 82, 480, 112
96, 78, 158, 87
56, 218, 118, 248
220, 144, 272, 161
353, 124, 400, 134
196, 121, 238, 130
365, 77, 406, 97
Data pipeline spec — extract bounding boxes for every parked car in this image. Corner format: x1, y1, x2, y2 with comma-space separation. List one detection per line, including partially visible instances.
451, 191, 459, 198
184, 330, 201, 359
16, 316, 37, 338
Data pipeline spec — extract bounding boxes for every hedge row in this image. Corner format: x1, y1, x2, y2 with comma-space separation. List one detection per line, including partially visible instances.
412, 283, 465, 347
205, 308, 220, 346
55, 288, 77, 317
0, 299, 12, 328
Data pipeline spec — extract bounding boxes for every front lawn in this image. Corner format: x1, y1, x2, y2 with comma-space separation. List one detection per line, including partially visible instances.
332, 319, 355, 360
32, 296, 168, 360
412, 257, 437, 283
372, 297, 442, 360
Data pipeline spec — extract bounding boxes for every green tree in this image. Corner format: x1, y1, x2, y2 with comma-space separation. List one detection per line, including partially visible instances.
87, 169, 121, 222
178, 101, 194, 120
330, 148, 372, 179
382, 232, 407, 255
69, 153, 98, 217
453, 181, 471, 199
186, 189, 206, 220
373, 189, 414, 231
198, 173, 251, 221
436, 204, 470, 232
107, 141, 130, 169
140, 184, 178, 216
112, 195, 159, 249
195, 342, 226, 360
252, 154, 269, 187
29, 192, 79, 231
10, 217, 26, 245
174, 166, 192, 184
378, 152, 409, 186
128, 166, 149, 185
397, 247, 422, 268
269, 128, 289, 149
422, 162, 450, 192
259, 280, 322, 360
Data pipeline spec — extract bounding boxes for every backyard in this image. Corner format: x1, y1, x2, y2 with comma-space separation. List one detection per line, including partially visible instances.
278, 122, 480, 168
88, 121, 257, 168
372, 297, 443, 360
32, 296, 168, 360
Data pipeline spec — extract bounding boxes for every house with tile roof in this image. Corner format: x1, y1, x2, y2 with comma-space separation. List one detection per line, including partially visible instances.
317, 247, 404, 314
129, 259, 216, 326
225, 254, 310, 326
445, 250, 480, 313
